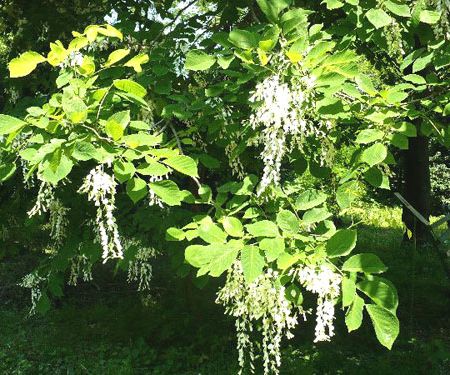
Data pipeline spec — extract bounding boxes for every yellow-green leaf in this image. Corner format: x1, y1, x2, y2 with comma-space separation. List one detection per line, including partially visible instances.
8, 51, 46, 78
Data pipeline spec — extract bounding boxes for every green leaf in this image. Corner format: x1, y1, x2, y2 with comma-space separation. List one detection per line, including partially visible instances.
206, 243, 240, 277
360, 143, 387, 167
184, 51, 216, 71
149, 180, 183, 206
277, 253, 301, 270
0, 163, 16, 182
342, 253, 388, 274
0, 115, 26, 135
246, 220, 279, 237
355, 74, 377, 96
97, 25, 123, 40
163, 155, 198, 177
276, 209, 299, 234
323, 0, 344, 10
389, 133, 409, 150
357, 277, 398, 313
295, 189, 327, 210
365, 305, 399, 349
72, 141, 98, 161
259, 237, 285, 262
126, 177, 147, 203
36, 292, 51, 315
384, 0, 411, 17
326, 229, 357, 258
403, 74, 426, 85
345, 295, 364, 332
229, 29, 259, 49
8, 51, 46, 78
412, 52, 433, 73
136, 162, 169, 177
364, 168, 390, 189
105, 48, 130, 67
223, 217, 244, 237
336, 180, 359, 209
217, 55, 235, 69
114, 161, 136, 183
78, 56, 95, 76
185, 244, 214, 268
105, 111, 130, 141
124, 53, 149, 73
166, 227, 185, 241
419, 10, 441, 24
302, 207, 332, 224
393, 121, 417, 137
342, 277, 356, 307
365, 8, 393, 29
41, 153, 74, 184
198, 221, 228, 244
105, 120, 124, 141
256, 0, 292, 23
241, 245, 265, 283
355, 129, 384, 144
62, 96, 88, 124
113, 79, 147, 98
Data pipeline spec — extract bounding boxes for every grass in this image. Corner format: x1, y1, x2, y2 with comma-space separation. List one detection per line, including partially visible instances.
0, 205, 449, 374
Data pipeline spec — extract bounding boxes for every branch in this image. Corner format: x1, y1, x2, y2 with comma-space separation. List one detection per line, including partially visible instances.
150, 0, 199, 48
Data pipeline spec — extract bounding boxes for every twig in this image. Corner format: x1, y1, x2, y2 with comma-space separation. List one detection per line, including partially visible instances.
150, 0, 199, 48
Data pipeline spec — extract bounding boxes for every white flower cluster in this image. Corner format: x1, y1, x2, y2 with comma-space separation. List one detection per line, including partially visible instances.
19, 272, 46, 315
293, 264, 341, 342
49, 199, 69, 247
79, 166, 123, 262
225, 140, 245, 179
28, 182, 55, 217
59, 51, 84, 68
248, 73, 330, 194
127, 246, 157, 291
68, 254, 93, 286
148, 175, 164, 208
216, 262, 299, 375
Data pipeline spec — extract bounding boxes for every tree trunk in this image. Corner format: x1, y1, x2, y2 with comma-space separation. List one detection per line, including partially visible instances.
402, 133, 431, 243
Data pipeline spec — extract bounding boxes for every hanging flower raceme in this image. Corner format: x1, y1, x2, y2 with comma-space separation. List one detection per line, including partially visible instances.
248, 72, 331, 194
19, 271, 46, 316
49, 199, 69, 247
217, 261, 301, 375
292, 264, 342, 342
127, 246, 157, 291
148, 175, 165, 208
78, 166, 123, 262
68, 254, 93, 286
28, 182, 55, 217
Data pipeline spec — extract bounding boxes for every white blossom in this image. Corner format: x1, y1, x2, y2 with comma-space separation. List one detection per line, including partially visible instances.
28, 182, 55, 217
217, 262, 301, 375
127, 246, 157, 291
248, 72, 331, 194
148, 175, 165, 208
59, 51, 84, 68
293, 264, 342, 342
68, 254, 93, 286
49, 199, 69, 247
79, 166, 123, 262
19, 272, 46, 315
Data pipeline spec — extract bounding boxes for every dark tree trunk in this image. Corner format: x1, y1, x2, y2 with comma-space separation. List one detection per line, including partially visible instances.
402, 132, 431, 243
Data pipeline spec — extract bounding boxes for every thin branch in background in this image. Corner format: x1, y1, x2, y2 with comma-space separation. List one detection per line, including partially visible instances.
150, 0, 199, 48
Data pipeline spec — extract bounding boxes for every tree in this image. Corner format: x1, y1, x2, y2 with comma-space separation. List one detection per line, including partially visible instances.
0, 1, 449, 373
